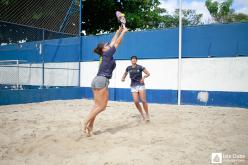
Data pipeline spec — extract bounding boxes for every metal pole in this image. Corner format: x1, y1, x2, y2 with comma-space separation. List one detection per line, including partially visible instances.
17, 60, 19, 90
42, 29, 45, 88
79, 0, 82, 36
78, 37, 82, 87
78, 0, 82, 87
178, 0, 182, 105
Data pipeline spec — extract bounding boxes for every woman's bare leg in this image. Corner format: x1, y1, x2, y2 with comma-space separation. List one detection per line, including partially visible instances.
139, 89, 149, 121
86, 90, 97, 131
132, 92, 145, 120
83, 87, 108, 135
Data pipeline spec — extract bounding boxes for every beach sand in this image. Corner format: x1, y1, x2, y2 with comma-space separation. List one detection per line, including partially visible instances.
0, 99, 247, 165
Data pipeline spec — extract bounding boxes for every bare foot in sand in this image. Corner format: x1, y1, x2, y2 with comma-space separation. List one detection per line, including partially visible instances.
80, 120, 86, 132
85, 127, 92, 137
140, 113, 146, 121
145, 114, 150, 122
80, 121, 93, 137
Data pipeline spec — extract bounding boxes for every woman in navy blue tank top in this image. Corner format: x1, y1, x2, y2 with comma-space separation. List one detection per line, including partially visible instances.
121, 56, 150, 121
83, 26, 128, 136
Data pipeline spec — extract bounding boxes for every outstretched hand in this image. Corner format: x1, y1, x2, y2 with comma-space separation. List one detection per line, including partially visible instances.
117, 26, 128, 33
117, 26, 123, 33
122, 26, 128, 32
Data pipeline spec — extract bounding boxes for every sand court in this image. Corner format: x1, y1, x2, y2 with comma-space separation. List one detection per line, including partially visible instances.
0, 99, 247, 165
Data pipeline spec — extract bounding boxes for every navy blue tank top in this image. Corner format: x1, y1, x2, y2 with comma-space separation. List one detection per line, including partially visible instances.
97, 46, 116, 79
126, 64, 145, 87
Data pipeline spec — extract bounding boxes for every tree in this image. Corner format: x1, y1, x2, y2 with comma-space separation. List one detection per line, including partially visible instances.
229, 13, 248, 22
205, 0, 248, 23
82, 0, 169, 34
82, 0, 203, 35
171, 9, 203, 27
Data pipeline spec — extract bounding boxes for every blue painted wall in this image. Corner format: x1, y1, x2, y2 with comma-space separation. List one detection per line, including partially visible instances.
181, 90, 248, 108
183, 23, 248, 57
79, 87, 248, 108
1, 87, 247, 108
0, 42, 42, 62
43, 37, 81, 62
0, 87, 84, 105
81, 87, 178, 104
82, 23, 248, 61
0, 23, 248, 62
0, 37, 81, 63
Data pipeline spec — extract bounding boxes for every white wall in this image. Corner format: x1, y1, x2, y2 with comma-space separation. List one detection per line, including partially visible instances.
0, 63, 42, 86
0, 62, 79, 87
44, 62, 79, 86
19, 63, 42, 85
181, 57, 248, 92
2, 57, 247, 91
80, 57, 248, 92
80, 59, 178, 89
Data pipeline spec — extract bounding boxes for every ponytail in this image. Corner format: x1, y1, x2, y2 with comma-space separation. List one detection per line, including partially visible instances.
93, 43, 105, 56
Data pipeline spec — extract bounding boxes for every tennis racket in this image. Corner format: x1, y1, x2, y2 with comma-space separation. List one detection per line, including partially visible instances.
116, 11, 126, 28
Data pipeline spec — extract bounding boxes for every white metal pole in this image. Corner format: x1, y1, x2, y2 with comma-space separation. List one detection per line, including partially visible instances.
78, 0, 82, 87
17, 60, 19, 90
178, 0, 182, 105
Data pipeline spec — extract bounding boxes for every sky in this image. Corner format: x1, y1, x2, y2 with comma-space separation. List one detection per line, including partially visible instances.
159, 0, 248, 23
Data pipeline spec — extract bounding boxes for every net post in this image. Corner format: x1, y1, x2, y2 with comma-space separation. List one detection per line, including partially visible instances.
177, 0, 182, 106
17, 60, 19, 90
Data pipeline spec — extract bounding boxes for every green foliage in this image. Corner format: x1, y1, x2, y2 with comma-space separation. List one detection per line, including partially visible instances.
82, 0, 169, 34
172, 9, 203, 26
205, 0, 219, 18
82, 0, 203, 35
205, 0, 248, 23
226, 13, 248, 23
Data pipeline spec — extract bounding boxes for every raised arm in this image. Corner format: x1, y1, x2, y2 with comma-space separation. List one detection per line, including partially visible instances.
109, 27, 122, 47
114, 27, 128, 49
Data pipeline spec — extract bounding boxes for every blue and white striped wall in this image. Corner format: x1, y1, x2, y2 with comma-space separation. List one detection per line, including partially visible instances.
80, 23, 248, 108
80, 58, 248, 108
0, 23, 248, 107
